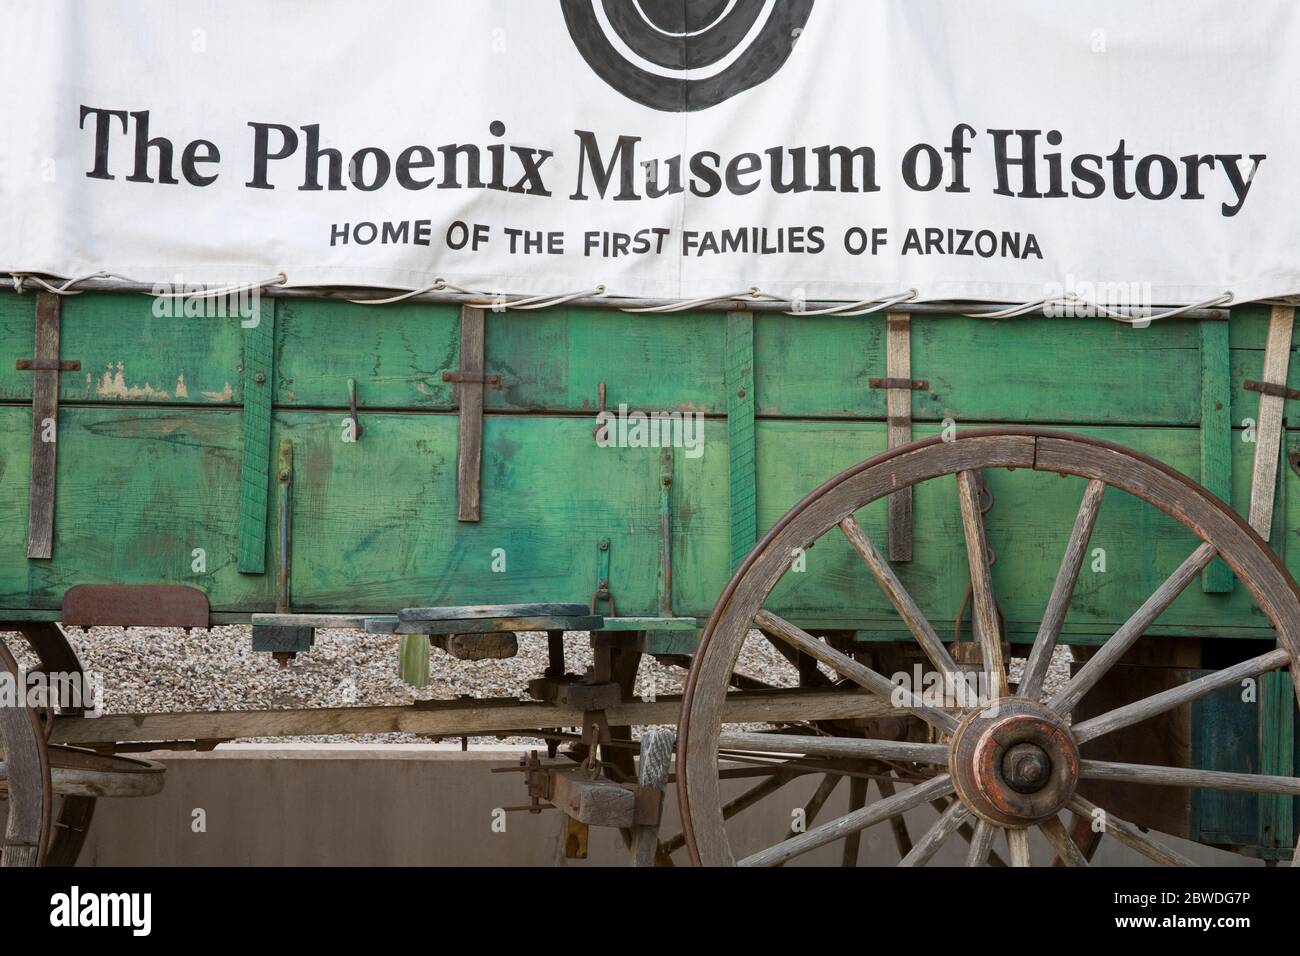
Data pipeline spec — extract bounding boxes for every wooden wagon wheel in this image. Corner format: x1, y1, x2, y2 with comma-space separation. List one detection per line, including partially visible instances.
678, 429, 1300, 866
0, 624, 164, 866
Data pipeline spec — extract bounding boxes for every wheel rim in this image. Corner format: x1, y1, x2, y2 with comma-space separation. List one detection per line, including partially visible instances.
0, 624, 104, 867
678, 429, 1300, 866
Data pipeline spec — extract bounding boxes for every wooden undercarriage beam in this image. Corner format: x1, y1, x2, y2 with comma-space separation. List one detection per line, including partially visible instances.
50, 688, 894, 748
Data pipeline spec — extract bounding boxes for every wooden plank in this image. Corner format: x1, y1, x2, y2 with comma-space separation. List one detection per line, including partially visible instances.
1258, 668, 1295, 849
456, 306, 485, 522
727, 310, 756, 568
1247, 305, 1294, 538
752, 309, 1204, 424
0, 407, 1289, 631
885, 314, 913, 561
276, 298, 457, 408
237, 297, 275, 572
49, 687, 892, 746
0, 290, 241, 406
1200, 319, 1234, 591
26, 293, 62, 559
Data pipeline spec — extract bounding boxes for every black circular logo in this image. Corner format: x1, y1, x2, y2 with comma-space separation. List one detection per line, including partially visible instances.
560, 0, 815, 112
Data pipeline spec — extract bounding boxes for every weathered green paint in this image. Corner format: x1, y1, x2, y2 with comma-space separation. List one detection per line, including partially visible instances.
398, 634, 430, 688
1, 288, 1295, 853
1189, 665, 1299, 857
0, 291, 242, 405
1190, 671, 1262, 848
1259, 668, 1295, 850
276, 298, 458, 409
238, 299, 276, 573
1200, 319, 1234, 592
727, 310, 756, 569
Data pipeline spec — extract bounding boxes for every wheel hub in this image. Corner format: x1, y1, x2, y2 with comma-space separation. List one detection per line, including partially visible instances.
949, 698, 1079, 826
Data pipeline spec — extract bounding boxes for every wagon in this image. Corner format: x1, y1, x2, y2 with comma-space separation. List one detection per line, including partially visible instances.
2, 280, 1298, 867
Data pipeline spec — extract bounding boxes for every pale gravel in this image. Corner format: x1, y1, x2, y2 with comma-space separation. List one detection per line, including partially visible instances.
9, 625, 1074, 744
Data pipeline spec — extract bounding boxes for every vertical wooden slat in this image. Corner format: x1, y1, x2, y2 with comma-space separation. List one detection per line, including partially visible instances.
1258, 670, 1295, 851
658, 445, 674, 617
727, 310, 756, 569
886, 314, 913, 562
1199, 319, 1233, 591
1247, 305, 1294, 539
456, 306, 486, 522
26, 292, 62, 559
237, 298, 276, 573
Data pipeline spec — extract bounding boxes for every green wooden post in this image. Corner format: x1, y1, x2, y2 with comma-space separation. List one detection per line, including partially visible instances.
1258, 669, 1295, 851
727, 310, 756, 570
398, 635, 431, 688
1199, 319, 1233, 592
237, 298, 276, 573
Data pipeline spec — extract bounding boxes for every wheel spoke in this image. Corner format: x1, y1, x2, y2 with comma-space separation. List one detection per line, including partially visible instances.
841, 774, 869, 866
719, 731, 948, 765
839, 515, 962, 683
660, 769, 796, 855
1039, 814, 1090, 866
1079, 759, 1300, 795
1006, 827, 1032, 867
1021, 479, 1106, 700
956, 470, 1008, 698
1049, 542, 1217, 714
874, 773, 915, 858
964, 818, 998, 866
780, 774, 842, 852
739, 774, 953, 867
899, 800, 970, 866
1067, 795, 1196, 867
1072, 647, 1291, 744
753, 609, 958, 734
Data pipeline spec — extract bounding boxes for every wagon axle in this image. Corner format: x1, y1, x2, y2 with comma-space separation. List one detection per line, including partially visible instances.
949, 699, 1080, 829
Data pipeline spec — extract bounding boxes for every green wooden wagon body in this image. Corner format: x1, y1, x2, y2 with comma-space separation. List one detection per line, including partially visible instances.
0, 289, 1296, 859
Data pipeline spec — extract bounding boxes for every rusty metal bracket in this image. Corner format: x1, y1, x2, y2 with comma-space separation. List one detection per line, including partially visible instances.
441, 371, 502, 386
592, 381, 609, 440
869, 377, 929, 391
491, 750, 556, 814
589, 538, 618, 616
16, 359, 80, 372
346, 378, 362, 439
62, 584, 209, 628
1244, 379, 1300, 401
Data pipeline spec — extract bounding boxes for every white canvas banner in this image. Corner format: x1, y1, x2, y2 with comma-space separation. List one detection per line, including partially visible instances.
2, 0, 1299, 305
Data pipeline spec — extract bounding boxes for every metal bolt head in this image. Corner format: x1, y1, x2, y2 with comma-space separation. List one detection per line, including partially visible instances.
1001, 742, 1051, 794
254, 371, 266, 384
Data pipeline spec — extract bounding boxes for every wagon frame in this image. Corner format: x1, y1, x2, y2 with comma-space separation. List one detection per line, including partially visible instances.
2, 276, 1298, 867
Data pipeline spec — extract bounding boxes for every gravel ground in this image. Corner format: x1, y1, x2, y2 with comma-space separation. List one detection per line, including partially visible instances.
6, 625, 1073, 745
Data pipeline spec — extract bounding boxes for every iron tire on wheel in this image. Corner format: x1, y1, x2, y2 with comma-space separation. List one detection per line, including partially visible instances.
677, 429, 1300, 867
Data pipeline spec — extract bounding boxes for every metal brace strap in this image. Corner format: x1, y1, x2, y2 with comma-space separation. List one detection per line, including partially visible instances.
1244, 379, 1300, 401
16, 359, 80, 372
869, 377, 928, 391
